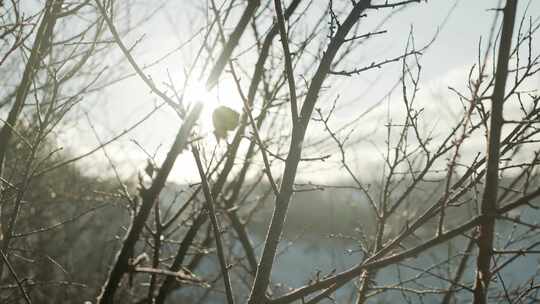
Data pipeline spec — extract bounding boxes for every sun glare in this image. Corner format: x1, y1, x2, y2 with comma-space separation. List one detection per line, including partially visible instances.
183, 80, 242, 136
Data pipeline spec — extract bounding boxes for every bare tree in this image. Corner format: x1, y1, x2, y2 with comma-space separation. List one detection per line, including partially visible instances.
2, 0, 540, 303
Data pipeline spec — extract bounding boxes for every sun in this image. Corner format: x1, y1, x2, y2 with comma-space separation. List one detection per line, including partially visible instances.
182, 79, 242, 136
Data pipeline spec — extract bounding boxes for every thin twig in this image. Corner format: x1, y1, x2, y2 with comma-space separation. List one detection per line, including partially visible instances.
274, 0, 299, 124
0, 250, 32, 304
192, 145, 235, 304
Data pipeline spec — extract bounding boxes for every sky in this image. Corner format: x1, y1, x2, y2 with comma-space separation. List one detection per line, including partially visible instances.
51, 0, 540, 185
